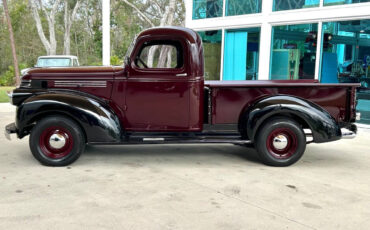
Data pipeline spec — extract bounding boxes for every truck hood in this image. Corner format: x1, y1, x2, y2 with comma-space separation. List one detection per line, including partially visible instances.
22, 66, 125, 80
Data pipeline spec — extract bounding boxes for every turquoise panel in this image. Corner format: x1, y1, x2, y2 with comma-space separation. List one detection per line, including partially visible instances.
223, 31, 247, 80
321, 52, 339, 83
271, 51, 290, 80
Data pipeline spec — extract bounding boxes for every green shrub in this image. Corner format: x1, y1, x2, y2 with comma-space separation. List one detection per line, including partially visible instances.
89, 62, 103, 66
110, 55, 123, 66
0, 66, 16, 86
0, 64, 28, 86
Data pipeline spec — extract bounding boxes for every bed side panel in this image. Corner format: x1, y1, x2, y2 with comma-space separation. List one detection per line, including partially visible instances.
211, 86, 348, 124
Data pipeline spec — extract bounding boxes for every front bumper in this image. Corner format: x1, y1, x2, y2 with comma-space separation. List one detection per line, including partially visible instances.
341, 124, 357, 139
5, 123, 17, 141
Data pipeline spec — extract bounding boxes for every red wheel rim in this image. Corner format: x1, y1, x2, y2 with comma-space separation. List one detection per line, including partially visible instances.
266, 128, 298, 159
39, 126, 74, 159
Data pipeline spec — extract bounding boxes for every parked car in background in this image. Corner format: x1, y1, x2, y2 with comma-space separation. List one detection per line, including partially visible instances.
35, 55, 80, 67
21, 55, 80, 75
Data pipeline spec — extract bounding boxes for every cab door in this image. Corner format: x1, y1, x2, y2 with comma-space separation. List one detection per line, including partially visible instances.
124, 37, 191, 131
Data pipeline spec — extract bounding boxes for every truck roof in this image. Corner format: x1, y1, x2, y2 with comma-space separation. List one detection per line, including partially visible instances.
138, 26, 200, 44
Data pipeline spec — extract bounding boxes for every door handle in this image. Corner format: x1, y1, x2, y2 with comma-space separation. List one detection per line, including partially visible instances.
176, 73, 188, 77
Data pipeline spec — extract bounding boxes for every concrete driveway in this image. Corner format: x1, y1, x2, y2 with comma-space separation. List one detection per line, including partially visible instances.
1, 103, 370, 230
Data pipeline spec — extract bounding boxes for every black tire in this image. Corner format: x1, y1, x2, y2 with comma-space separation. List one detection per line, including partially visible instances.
29, 116, 85, 166
255, 117, 306, 167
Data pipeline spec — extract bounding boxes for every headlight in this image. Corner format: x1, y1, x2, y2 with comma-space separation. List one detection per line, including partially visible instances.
20, 80, 32, 88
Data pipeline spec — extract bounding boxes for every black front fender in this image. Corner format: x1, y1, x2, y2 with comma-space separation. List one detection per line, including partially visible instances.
16, 92, 122, 143
241, 95, 341, 143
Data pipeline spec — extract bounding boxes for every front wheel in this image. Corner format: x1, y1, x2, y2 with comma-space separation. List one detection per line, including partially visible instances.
255, 118, 306, 167
29, 116, 85, 166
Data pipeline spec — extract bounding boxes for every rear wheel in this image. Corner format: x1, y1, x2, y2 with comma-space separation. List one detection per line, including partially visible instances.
29, 116, 85, 166
255, 117, 306, 167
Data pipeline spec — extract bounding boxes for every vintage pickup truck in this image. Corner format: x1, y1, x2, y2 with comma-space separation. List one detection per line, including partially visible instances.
5, 27, 359, 167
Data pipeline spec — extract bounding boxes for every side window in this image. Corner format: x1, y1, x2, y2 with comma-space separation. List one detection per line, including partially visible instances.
135, 41, 184, 69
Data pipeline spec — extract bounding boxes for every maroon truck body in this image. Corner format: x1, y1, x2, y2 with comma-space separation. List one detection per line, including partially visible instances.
6, 26, 359, 167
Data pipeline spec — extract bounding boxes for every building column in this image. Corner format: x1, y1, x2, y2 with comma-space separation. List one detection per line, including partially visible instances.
102, 0, 110, 66
184, 0, 193, 27
257, 0, 273, 80
314, 21, 323, 80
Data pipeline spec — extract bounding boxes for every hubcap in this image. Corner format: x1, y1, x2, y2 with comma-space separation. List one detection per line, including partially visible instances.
49, 133, 67, 149
266, 128, 298, 159
272, 134, 288, 150
39, 126, 74, 159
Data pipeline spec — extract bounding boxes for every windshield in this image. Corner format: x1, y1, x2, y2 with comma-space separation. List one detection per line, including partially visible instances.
36, 58, 72, 67
124, 36, 137, 63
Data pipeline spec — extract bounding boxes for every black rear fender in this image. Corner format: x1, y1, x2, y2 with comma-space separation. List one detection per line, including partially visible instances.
16, 93, 122, 143
239, 95, 341, 143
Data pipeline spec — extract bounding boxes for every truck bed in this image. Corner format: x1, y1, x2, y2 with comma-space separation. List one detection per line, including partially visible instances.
205, 80, 359, 125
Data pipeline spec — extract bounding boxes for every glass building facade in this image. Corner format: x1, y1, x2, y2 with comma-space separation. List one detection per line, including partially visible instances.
271, 24, 318, 80
223, 28, 260, 80
324, 0, 370, 6
226, 0, 262, 16
188, 0, 370, 124
274, 0, 320, 11
192, 0, 223, 19
197, 30, 222, 80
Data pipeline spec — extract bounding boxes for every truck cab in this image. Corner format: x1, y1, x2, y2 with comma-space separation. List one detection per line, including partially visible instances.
6, 27, 359, 167
113, 27, 204, 132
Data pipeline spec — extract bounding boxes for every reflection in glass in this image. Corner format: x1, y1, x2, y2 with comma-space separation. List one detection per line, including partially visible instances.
321, 20, 370, 85
324, 0, 370, 6
193, 0, 223, 20
320, 19, 370, 124
274, 0, 320, 11
226, 0, 261, 16
270, 23, 318, 80
197, 30, 222, 80
138, 45, 179, 69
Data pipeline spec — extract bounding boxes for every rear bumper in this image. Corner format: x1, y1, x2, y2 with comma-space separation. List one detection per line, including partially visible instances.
4, 123, 17, 141
341, 124, 357, 139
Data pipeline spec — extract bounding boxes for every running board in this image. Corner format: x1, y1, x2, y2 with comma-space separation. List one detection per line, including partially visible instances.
89, 135, 252, 145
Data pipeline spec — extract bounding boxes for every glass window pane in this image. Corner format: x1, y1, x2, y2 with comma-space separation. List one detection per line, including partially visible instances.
270, 23, 318, 80
136, 43, 182, 69
193, 0, 223, 20
274, 0, 320, 11
324, 0, 370, 6
226, 0, 262, 16
320, 19, 370, 124
223, 28, 260, 80
36, 58, 72, 67
197, 30, 222, 80
321, 20, 370, 84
